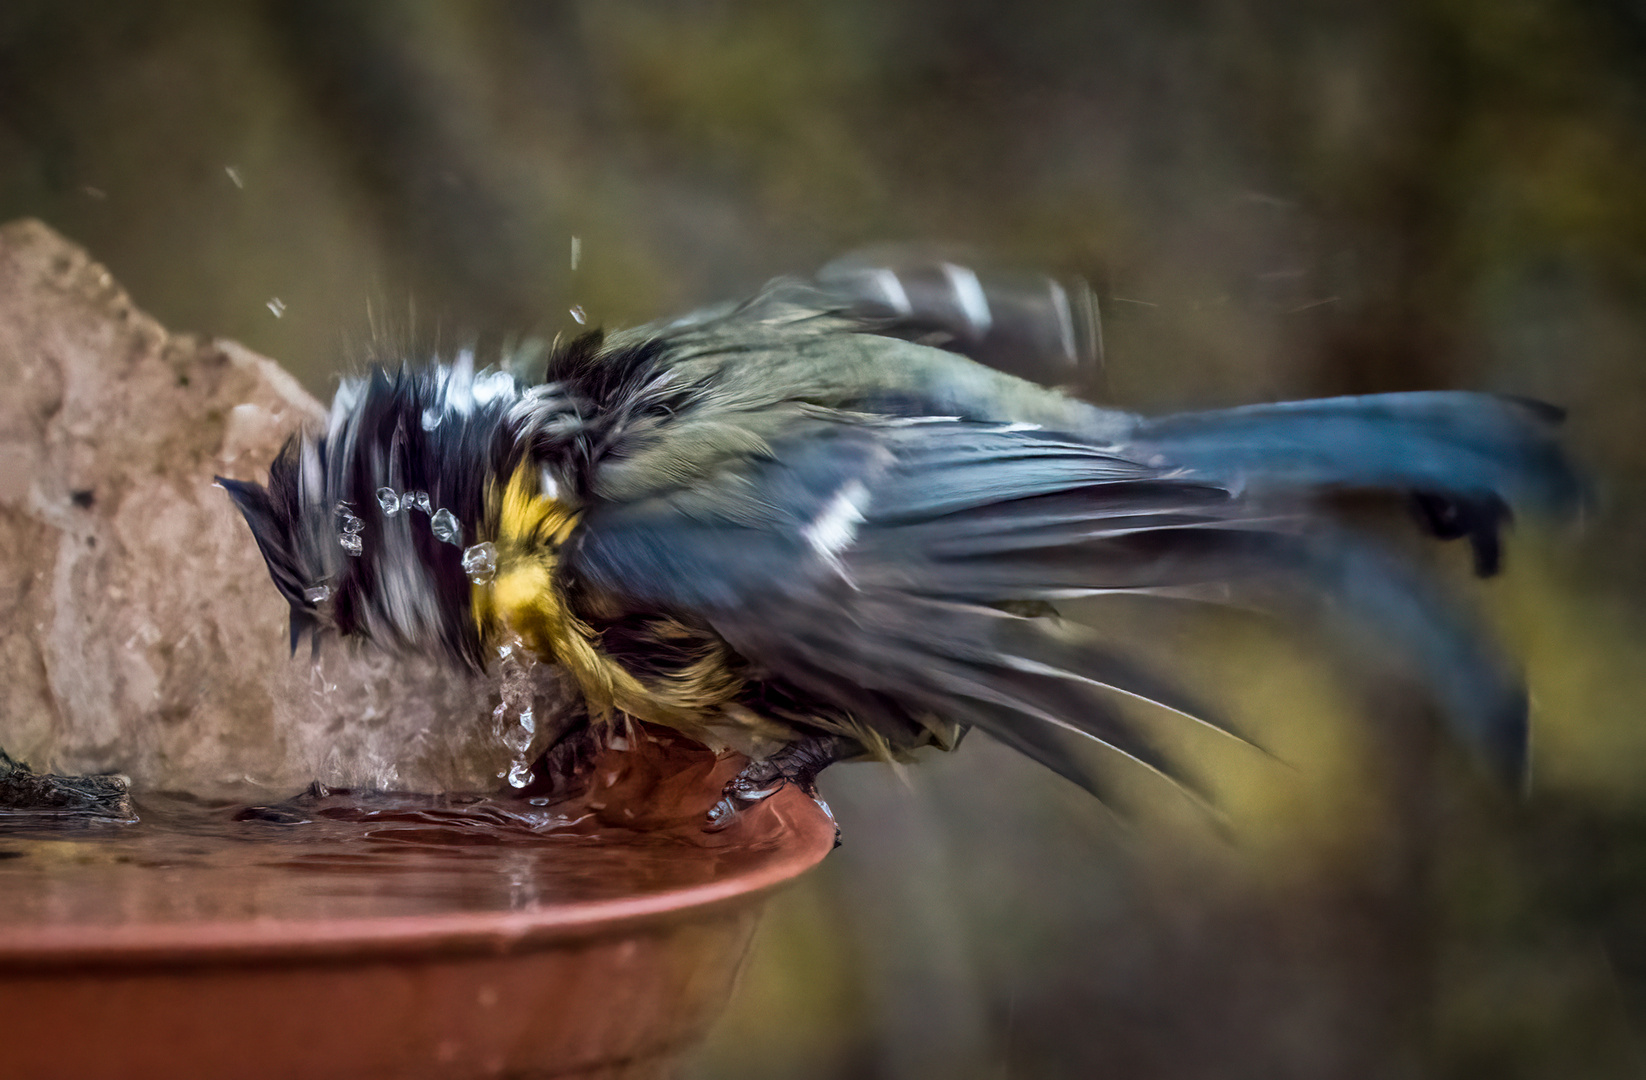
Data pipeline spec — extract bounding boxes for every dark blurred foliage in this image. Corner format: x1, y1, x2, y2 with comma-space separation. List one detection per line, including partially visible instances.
5, 2, 1646, 1077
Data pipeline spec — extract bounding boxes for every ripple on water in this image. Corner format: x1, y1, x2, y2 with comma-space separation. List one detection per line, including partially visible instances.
0, 728, 794, 929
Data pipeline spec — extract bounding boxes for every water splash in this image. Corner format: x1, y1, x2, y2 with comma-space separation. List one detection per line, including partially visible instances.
492, 640, 540, 789
274, 640, 577, 796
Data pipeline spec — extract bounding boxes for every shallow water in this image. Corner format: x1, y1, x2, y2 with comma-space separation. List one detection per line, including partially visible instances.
0, 731, 788, 929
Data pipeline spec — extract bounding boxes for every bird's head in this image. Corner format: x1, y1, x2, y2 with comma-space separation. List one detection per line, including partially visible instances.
218, 356, 564, 668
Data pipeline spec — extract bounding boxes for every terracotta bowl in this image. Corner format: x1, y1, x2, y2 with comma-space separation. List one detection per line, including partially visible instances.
0, 739, 836, 1080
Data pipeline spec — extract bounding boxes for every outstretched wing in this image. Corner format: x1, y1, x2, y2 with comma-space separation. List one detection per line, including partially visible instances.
565, 414, 1530, 798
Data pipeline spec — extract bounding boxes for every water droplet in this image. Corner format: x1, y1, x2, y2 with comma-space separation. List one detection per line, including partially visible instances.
570, 235, 581, 270
430, 508, 462, 546
489, 636, 540, 786
570, 305, 586, 325
502, 707, 535, 755
266, 297, 286, 318
224, 165, 244, 189
339, 533, 363, 557
376, 487, 401, 515
421, 406, 443, 431
462, 542, 497, 584
414, 491, 433, 514
303, 585, 332, 604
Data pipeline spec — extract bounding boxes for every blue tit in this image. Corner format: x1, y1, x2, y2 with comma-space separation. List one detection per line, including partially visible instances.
221, 255, 1577, 823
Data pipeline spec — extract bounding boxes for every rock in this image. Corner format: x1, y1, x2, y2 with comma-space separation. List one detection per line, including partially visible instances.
0, 220, 562, 796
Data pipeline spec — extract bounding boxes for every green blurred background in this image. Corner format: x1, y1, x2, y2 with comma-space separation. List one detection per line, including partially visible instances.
4, 2, 1646, 1076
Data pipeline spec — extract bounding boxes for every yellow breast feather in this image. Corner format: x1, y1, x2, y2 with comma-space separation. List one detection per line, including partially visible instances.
469, 463, 750, 735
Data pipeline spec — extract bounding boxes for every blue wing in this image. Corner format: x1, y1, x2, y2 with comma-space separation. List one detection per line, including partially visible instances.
566, 407, 1547, 796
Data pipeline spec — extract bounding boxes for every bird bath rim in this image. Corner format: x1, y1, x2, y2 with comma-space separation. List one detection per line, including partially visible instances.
0, 783, 837, 970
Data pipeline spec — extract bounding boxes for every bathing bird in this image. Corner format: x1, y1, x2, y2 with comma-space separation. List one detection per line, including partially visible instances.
220, 254, 1576, 823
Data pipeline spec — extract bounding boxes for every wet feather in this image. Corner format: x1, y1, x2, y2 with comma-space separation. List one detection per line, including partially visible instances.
222, 259, 1579, 804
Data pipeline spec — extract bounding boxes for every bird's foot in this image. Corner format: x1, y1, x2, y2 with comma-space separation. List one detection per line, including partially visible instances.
705, 735, 844, 844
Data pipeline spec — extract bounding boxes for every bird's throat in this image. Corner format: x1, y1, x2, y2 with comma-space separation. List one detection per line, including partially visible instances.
470, 464, 691, 726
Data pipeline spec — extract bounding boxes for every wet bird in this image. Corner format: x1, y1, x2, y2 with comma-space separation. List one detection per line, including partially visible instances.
220, 255, 1577, 824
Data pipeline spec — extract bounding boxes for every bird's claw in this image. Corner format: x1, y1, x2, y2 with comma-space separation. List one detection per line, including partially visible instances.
704, 738, 843, 846
704, 768, 785, 831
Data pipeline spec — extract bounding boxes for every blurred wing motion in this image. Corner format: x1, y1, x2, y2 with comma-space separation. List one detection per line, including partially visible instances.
569, 395, 1570, 793
814, 246, 1102, 388
224, 256, 1580, 805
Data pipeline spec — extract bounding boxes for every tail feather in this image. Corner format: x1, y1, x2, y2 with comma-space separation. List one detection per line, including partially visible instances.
1137, 392, 1574, 507
1275, 531, 1529, 782
1135, 392, 1579, 574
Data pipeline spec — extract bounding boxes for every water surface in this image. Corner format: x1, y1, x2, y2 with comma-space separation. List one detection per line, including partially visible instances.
0, 732, 791, 931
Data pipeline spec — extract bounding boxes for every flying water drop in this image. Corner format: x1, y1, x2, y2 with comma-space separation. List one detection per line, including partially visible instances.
491, 640, 540, 790
430, 507, 463, 546
303, 585, 332, 604
336, 503, 364, 555
504, 707, 535, 756
376, 487, 402, 515
462, 542, 497, 584
507, 760, 534, 788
